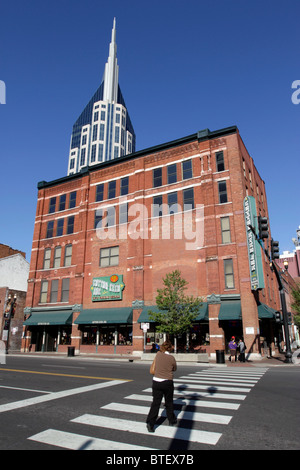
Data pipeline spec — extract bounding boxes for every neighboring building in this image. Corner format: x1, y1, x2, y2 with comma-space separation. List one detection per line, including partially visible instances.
0, 244, 29, 352
23, 126, 283, 358
277, 227, 300, 281
67, 18, 136, 176
0, 253, 29, 291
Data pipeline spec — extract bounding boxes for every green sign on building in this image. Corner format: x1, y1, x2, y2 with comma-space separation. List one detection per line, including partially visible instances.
91, 275, 125, 301
244, 196, 265, 291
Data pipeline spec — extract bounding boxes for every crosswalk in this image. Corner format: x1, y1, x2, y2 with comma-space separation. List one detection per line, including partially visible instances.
28, 366, 268, 450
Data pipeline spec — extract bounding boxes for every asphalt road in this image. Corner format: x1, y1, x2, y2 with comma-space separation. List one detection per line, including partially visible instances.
0, 355, 299, 453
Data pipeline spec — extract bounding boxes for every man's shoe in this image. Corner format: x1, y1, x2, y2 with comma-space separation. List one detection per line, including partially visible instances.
147, 423, 155, 432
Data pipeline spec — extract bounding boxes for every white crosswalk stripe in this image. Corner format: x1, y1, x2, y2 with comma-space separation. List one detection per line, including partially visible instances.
28, 366, 269, 450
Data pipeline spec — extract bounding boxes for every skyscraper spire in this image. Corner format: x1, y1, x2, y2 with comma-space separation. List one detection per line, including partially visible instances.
67, 18, 136, 175
103, 17, 119, 102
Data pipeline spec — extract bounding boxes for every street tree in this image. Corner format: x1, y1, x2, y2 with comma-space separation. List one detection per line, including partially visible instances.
148, 270, 202, 353
291, 283, 300, 328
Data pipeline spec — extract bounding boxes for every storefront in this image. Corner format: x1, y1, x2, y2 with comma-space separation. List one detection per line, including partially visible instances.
23, 308, 73, 352
137, 303, 209, 352
74, 307, 133, 352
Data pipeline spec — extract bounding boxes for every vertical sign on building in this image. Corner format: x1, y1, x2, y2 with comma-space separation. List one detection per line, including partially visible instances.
244, 196, 265, 291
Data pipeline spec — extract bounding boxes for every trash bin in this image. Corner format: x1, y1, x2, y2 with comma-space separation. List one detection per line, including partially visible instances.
67, 346, 75, 357
216, 349, 225, 364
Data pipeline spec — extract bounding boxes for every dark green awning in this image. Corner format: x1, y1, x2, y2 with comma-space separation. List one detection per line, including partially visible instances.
23, 310, 73, 326
258, 303, 276, 319
219, 301, 242, 320
74, 308, 133, 325
138, 303, 208, 323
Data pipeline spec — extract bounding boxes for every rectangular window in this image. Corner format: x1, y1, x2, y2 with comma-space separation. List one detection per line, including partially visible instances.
56, 219, 64, 237
182, 160, 193, 180
69, 191, 76, 208
183, 188, 194, 210
61, 278, 70, 302
40, 280, 48, 303
218, 181, 228, 203
94, 111, 99, 121
167, 164, 177, 184
115, 126, 120, 143
53, 246, 62, 268
94, 210, 103, 229
50, 279, 59, 303
114, 146, 119, 158
99, 124, 105, 141
82, 134, 87, 146
119, 203, 128, 224
67, 216, 74, 234
64, 244, 72, 267
49, 197, 56, 214
96, 183, 104, 202
91, 144, 97, 162
106, 207, 115, 227
216, 151, 225, 172
46, 221, 54, 238
92, 124, 98, 141
224, 259, 234, 289
153, 168, 162, 187
108, 180, 116, 199
152, 195, 163, 217
221, 216, 231, 244
43, 248, 51, 269
120, 177, 129, 196
100, 246, 119, 267
167, 192, 178, 214
98, 143, 103, 161
80, 148, 86, 166
100, 110, 105, 121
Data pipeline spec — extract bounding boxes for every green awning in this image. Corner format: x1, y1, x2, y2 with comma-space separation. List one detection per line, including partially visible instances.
74, 308, 133, 325
258, 303, 276, 319
138, 306, 166, 323
23, 310, 73, 326
138, 303, 208, 323
219, 301, 242, 320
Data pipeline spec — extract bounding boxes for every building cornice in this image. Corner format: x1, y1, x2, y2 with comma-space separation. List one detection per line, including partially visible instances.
38, 126, 238, 190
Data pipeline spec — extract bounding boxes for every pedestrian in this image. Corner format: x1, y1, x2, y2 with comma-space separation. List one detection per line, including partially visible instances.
238, 338, 246, 362
146, 340, 177, 432
228, 336, 238, 362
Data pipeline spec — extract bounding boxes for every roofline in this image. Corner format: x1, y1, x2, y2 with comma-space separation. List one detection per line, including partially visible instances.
38, 125, 238, 189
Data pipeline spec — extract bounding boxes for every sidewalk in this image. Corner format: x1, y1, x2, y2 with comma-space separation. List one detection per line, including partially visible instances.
218, 352, 297, 367
8, 350, 299, 366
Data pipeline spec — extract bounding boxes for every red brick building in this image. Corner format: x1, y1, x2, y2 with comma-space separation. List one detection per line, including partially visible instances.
22, 126, 282, 358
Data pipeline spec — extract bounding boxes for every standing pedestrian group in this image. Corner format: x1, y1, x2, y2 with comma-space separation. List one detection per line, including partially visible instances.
228, 336, 247, 362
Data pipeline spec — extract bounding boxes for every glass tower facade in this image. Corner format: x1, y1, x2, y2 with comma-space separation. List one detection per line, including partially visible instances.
67, 19, 136, 176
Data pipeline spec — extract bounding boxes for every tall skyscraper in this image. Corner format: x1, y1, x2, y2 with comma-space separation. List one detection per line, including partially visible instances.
67, 18, 136, 176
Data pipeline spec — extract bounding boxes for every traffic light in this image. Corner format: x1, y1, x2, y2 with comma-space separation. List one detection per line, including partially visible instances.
271, 239, 280, 260
275, 311, 282, 323
258, 216, 269, 239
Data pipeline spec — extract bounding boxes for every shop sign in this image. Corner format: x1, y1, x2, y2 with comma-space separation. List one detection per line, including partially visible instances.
243, 196, 265, 291
91, 275, 125, 301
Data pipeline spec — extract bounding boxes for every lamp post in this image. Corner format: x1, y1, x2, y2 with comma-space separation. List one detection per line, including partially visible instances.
271, 261, 292, 363
4, 293, 17, 355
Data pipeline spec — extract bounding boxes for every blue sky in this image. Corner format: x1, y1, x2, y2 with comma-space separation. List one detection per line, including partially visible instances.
0, 0, 299, 262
